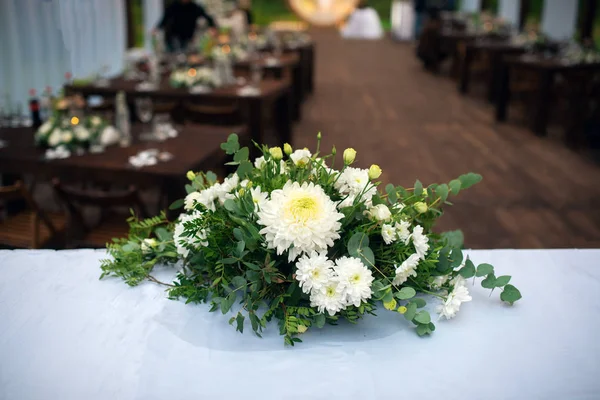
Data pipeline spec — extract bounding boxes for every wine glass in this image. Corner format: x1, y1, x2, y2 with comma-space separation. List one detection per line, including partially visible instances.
250, 62, 263, 91
135, 98, 155, 141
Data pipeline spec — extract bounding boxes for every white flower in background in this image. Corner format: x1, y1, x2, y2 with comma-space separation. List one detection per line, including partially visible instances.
220, 174, 239, 193
295, 251, 334, 294
437, 277, 472, 319
290, 148, 312, 166
173, 212, 209, 258
257, 181, 344, 261
411, 225, 430, 260
90, 116, 102, 127
141, 238, 158, 254
430, 275, 449, 290
38, 120, 53, 136
310, 280, 345, 316
395, 220, 411, 244
334, 256, 373, 307
366, 204, 392, 222
196, 187, 219, 211
335, 167, 377, 208
184, 191, 203, 210
61, 131, 73, 143
100, 126, 120, 146
254, 156, 266, 169
74, 126, 90, 141
250, 186, 268, 211
48, 129, 62, 147
392, 253, 420, 285
381, 223, 397, 244
240, 179, 250, 188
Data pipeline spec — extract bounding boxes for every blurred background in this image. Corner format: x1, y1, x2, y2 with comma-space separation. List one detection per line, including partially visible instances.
0, 0, 599, 250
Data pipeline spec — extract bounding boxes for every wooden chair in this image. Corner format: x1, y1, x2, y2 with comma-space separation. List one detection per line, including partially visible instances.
182, 99, 243, 126
0, 181, 66, 249
52, 179, 149, 248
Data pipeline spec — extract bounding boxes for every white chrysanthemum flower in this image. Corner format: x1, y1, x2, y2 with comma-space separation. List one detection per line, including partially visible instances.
393, 202, 406, 212
254, 156, 266, 169
295, 251, 334, 294
334, 256, 373, 307
392, 253, 420, 285
173, 212, 209, 258
310, 280, 345, 316
240, 179, 250, 188
430, 275, 449, 290
334, 167, 377, 208
395, 220, 411, 244
184, 191, 203, 210
366, 204, 392, 222
250, 186, 268, 211
437, 277, 472, 319
91, 116, 102, 127
257, 181, 344, 261
48, 129, 62, 147
61, 131, 73, 143
381, 223, 397, 244
74, 126, 90, 141
290, 148, 312, 166
196, 186, 218, 211
411, 225, 430, 260
38, 120, 53, 136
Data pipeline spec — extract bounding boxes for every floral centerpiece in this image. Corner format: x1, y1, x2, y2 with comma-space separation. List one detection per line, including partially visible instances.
101, 134, 521, 345
35, 115, 109, 150
169, 67, 221, 88
211, 44, 248, 62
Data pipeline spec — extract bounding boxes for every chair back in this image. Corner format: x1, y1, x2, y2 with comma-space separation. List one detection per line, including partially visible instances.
0, 181, 59, 248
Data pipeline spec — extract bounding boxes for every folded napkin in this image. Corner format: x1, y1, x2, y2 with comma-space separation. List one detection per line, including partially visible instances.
45, 146, 71, 160
128, 149, 173, 168
189, 85, 212, 94
265, 57, 280, 67
136, 81, 157, 91
237, 86, 261, 97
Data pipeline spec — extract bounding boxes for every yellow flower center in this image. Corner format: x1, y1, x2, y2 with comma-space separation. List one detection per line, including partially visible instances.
286, 196, 319, 222
350, 274, 361, 283
326, 286, 336, 297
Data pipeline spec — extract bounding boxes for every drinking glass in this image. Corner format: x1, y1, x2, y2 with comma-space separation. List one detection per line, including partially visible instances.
135, 98, 155, 141
250, 62, 263, 90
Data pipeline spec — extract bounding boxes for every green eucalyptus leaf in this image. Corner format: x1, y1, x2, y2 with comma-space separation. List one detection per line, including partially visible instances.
235, 312, 245, 333
414, 180, 423, 196
449, 179, 462, 195
348, 232, 369, 256
436, 184, 449, 202
476, 263, 494, 277
481, 273, 497, 289
410, 298, 427, 308
314, 313, 326, 328
459, 259, 476, 278
495, 275, 512, 287
168, 199, 184, 210
404, 302, 417, 321
458, 172, 482, 189
416, 323, 432, 336
236, 160, 253, 178
414, 310, 431, 324
396, 287, 417, 300
358, 247, 375, 267
500, 284, 522, 305
234, 146, 249, 162
441, 230, 464, 248
231, 275, 247, 289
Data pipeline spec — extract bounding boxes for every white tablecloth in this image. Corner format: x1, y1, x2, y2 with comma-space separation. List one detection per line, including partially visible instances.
1, 249, 599, 400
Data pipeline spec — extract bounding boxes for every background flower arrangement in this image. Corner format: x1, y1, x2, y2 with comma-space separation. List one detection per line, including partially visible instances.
169, 67, 221, 88
101, 134, 521, 345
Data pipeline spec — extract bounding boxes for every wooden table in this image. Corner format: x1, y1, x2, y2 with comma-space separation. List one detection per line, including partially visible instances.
0, 124, 241, 213
65, 78, 292, 148
495, 55, 600, 136
439, 30, 479, 77
459, 40, 527, 102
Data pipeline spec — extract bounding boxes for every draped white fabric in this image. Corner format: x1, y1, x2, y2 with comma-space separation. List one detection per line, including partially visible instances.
460, 0, 482, 13
391, 1, 414, 41
498, 0, 520, 27
144, 0, 164, 51
0, 0, 126, 112
541, 0, 578, 40
341, 8, 385, 39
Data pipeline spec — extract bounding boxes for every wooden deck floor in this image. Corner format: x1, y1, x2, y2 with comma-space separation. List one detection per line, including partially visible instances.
293, 30, 600, 248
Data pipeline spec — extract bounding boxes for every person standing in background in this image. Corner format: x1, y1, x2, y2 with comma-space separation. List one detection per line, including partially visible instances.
154, 0, 218, 52
414, 0, 427, 39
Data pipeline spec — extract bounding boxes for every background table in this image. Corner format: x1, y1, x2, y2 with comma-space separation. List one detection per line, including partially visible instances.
0, 249, 599, 399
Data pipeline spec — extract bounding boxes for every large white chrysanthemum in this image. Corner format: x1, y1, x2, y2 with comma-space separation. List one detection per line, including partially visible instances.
310, 280, 345, 316
334, 256, 373, 307
173, 212, 209, 258
334, 167, 377, 208
437, 276, 472, 319
257, 181, 344, 261
295, 251, 334, 294
392, 253, 420, 285
411, 225, 430, 260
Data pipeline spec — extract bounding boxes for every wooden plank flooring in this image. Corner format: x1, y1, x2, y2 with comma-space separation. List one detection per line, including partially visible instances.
293, 29, 600, 248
